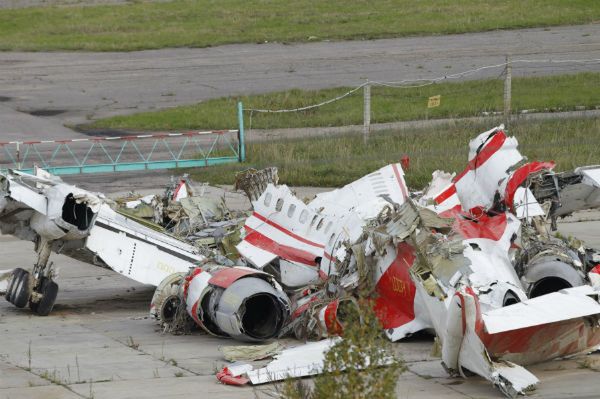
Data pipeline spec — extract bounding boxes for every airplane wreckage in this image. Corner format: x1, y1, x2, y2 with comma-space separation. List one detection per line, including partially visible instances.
1, 126, 600, 397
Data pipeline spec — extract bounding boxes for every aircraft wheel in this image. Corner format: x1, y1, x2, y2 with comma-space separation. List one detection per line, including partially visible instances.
32, 278, 58, 316
5, 268, 24, 303
12, 270, 31, 308
6, 268, 26, 303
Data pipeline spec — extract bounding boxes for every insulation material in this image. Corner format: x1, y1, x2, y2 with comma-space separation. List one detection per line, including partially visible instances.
220, 342, 283, 362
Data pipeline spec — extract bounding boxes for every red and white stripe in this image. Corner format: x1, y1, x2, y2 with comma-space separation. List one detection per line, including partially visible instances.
0, 130, 238, 146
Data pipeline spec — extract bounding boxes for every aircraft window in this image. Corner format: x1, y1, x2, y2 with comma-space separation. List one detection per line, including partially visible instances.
310, 215, 318, 227
264, 192, 272, 207
299, 210, 308, 224
275, 198, 284, 212
288, 204, 296, 218
316, 219, 324, 230
328, 233, 335, 245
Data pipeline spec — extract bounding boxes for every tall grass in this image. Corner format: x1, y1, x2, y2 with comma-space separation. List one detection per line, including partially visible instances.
0, 0, 599, 51
190, 118, 600, 189
88, 73, 600, 131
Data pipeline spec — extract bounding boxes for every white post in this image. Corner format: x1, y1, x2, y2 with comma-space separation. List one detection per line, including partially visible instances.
363, 81, 371, 144
16, 142, 21, 170
503, 55, 512, 128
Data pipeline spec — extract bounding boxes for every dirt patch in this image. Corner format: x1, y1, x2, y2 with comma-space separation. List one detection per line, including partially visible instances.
74, 125, 140, 138
27, 109, 67, 117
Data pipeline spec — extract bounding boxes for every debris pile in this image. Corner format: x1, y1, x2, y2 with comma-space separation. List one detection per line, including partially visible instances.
149, 125, 600, 397
2, 125, 599, 397
115, 175, 245, 259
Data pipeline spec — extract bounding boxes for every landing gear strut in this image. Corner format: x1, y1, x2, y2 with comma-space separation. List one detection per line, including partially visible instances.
5, 238, 59, 316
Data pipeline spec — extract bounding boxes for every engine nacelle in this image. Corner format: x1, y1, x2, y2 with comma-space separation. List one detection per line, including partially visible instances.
152, 267, 291, 342
521, 256, 586, 298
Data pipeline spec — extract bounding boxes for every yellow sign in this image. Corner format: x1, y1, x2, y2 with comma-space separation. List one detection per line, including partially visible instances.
427, 95, 441, 108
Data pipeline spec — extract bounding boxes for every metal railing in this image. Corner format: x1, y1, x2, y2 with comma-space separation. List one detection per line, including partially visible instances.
0, 129, 245, 175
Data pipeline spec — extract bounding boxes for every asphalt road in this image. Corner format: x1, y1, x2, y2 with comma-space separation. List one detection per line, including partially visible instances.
0, 24, 599, 139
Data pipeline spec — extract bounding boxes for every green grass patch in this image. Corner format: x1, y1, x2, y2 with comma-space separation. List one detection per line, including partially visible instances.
1, 0, 599, 51
188, 118, 600, 189
88, 72, 600, 131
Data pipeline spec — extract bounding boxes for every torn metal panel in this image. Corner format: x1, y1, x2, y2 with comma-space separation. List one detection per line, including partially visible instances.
245, 338, 340, 384
235, 167, 279, 202
86, 204, 204, 286
238, 184, 327, 272
453, 126, 523, 213
308, 163, 408, 220
541, 166, 600, 217
219, 337, 395, 386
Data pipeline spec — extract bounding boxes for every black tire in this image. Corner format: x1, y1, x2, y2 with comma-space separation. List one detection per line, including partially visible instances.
12, 271, 31, 308
6, 268, 25, 303
34, 279, 58, 316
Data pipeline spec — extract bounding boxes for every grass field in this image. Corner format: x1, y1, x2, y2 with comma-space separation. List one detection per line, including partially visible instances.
0, 0, 599, 51
87, 72, 600, 131
188, 118, 600, 189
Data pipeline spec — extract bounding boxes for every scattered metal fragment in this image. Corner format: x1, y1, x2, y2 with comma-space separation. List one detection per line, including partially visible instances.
217, 337, 394, 386
219, 342, 283, 362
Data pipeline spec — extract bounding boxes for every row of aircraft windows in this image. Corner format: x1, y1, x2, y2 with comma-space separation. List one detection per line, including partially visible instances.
263, 192, 334, 235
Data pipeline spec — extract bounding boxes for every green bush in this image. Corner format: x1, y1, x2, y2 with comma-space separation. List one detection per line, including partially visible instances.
280, 300, 405, 399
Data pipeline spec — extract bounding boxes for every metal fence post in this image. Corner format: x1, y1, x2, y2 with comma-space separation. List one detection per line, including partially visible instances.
16, 142, 21, 170
363, 81, 371, 144
503, 55, 512, 128
237, 101, 246, 162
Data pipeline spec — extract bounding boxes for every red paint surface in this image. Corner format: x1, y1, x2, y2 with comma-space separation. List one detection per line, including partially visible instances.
453, 130, 507, 182
252, 212, 325, 249
504, 161, 555, 210
171, 180, 186, 201
243, 226, 318, 267
208, 267, 258, 288
373, 242, 417, 329
183, 267, 204, 298
453, 213, 507, 241
291, 295, 319, 320
401, 155, 410, 171
323, 300, 344, 335
216, 367, 250, 386
481, 318, 600, 360
434, 184, 457, 205
392, 163, 409, 200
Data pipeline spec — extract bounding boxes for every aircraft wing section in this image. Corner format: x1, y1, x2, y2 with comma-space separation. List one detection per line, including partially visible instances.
483, 286, 600, 334
85, 204, 204, 286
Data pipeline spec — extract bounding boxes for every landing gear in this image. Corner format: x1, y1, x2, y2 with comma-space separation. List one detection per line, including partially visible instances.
5, 238, 59, 316
30, 277, 59, 316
